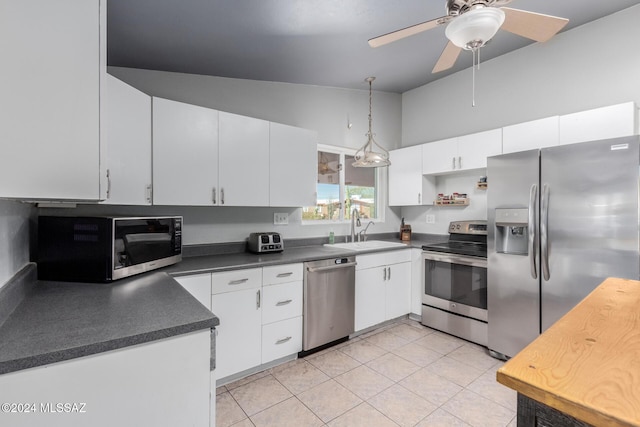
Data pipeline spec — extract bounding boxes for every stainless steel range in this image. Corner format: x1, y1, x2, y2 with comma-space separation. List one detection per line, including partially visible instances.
421, 220, 487, 346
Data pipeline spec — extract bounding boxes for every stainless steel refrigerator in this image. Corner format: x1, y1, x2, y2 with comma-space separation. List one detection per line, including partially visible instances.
487, 136, 640, 359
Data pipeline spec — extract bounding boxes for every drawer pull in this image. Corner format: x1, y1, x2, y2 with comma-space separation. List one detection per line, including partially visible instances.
228, 278, 249, 285
276, 299, 293, 306
276, 336, 292, 345
276, 272, 294, 278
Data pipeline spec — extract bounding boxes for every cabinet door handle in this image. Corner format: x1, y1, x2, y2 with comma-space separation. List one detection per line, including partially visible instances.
256, 289, 261, 309
228, 278, 249, 285
418, 193, 421, 204
221, 188, 225, 205
452, 157, 456, 169
383, 267, 387, 281
388, 267, 391, 280
458, 156, 462, 169
146, 185, 153, 203
106, 169, 112, 199
276, 336, 292, 345
276, 299, 293, 306
212, 188, 217, 204
276, 272, 293, 278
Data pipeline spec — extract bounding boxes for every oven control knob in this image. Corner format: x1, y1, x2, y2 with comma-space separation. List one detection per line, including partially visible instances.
456, 224, 461, 230
451, 303, 457, 309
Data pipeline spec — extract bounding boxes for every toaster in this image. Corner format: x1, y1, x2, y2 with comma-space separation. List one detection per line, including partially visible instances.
247, 232, 284, 253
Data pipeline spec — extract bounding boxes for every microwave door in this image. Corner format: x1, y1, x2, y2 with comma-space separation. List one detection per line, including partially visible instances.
123, 233, 172, 265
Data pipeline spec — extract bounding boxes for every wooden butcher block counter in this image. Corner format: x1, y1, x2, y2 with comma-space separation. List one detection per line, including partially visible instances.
497, 277, 640, 427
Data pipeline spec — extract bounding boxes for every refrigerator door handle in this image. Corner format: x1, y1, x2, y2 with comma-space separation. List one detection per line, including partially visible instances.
541, 184, 550, 281
528, 184, 538, 279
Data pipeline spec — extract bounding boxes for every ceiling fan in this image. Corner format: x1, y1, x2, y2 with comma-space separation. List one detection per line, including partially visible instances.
369, 0, 569, 74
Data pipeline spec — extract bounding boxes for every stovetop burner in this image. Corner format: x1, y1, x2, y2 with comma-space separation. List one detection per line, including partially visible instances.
422, 220, 487, 258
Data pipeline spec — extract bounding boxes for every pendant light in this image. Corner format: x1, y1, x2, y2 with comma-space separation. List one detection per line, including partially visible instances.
352, 77, 391, 168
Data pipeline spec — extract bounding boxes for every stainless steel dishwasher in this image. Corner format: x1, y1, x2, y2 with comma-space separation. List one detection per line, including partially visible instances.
301, 256, 356, 355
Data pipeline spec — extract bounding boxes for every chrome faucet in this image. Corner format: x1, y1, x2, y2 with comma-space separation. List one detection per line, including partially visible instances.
359, 221, 374, 242
350, 208, 361, 242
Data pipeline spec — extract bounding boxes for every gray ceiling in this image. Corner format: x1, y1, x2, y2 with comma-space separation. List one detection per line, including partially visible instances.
107, 0, 640, 94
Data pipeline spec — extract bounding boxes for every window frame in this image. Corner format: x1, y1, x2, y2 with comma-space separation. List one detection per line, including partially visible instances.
302, 144, 385, 225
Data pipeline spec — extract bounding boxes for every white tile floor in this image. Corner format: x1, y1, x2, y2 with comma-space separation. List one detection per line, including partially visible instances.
216, 318, 517, 427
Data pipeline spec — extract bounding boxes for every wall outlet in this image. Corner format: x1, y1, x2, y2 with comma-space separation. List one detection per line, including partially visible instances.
426, 214, 436, 224
274, 213, 289, 225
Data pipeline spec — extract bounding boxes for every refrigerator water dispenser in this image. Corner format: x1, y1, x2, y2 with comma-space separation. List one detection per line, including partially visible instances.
495, 208, 529, 255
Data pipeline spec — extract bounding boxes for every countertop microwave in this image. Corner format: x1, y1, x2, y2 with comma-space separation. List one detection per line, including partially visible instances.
37, 216, 182, 283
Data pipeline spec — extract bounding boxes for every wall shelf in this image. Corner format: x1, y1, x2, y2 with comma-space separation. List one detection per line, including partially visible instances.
434, 198, 469, 206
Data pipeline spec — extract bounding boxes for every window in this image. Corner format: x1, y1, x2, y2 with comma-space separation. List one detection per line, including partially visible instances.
303, 145, 381, 222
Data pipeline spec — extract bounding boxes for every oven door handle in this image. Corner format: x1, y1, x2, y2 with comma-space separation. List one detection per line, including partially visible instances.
422, 251, 486, 268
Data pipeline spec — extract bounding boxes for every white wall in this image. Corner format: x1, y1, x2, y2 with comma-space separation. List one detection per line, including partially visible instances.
402, 5, 640, 234
0, 200, 33, 288
108, 67, 402, 153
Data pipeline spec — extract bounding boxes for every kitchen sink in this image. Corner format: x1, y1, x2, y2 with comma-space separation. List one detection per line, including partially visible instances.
323, 240, 408, 252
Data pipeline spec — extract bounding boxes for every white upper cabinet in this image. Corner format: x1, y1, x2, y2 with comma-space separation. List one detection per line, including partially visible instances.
104, 75, 152, 205
422, 137, 459, 175
0, 0, 106, 201
389, 145, 435, 206
152, 97, 219, 206
456, 129, 502, 170
502, 116, 560, 154
422, 130, 501, 174
269, 123, 317, 207
559, 102, 639, 145
218, 112, 270, 206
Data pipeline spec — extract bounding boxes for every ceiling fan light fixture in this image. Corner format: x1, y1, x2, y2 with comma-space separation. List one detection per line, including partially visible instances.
445, 7, 505, 49
353, 77, 391, 168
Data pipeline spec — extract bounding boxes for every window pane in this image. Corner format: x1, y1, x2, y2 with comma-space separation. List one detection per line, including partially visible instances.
344, 154, 377, 220
302, 151, 340, 220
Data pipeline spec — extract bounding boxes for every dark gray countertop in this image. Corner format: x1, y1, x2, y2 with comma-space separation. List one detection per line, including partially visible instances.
0, 235, 445, 376
0, 271, 218, 375
166, 237, 444, 277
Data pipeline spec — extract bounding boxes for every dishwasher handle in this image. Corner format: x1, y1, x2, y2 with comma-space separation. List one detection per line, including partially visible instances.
306, 261, 357, 273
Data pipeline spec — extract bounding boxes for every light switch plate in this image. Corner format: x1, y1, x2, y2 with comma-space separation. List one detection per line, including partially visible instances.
274, 213, 289, 225
426, 214, 436, 224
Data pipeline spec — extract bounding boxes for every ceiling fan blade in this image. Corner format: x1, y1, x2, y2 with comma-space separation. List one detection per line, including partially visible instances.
432, 41, 462, 73
500, 7, 569, 43
368, 16, 451, 48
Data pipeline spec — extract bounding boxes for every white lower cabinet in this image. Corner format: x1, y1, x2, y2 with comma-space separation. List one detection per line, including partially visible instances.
261, 264, 303, 364
355, 250, 412, 332
410, 248, 424, 316
211, 269, 262, 379
262, 317, 302, 363
178, 264, 303, 382
385, 262, 412, 320
0, 331, 211, 427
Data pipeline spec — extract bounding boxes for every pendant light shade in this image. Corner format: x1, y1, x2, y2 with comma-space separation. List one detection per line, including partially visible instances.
352, 77, 391, 168
445, 7, 505, 50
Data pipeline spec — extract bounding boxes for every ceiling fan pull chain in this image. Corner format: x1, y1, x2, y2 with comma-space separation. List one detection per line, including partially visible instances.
471, 48, 477, 107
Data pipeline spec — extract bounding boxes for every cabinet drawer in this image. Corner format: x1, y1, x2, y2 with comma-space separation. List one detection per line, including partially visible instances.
261, 316, 302, 363
262, 281, 303, 324
211, 268, 262, 294
262, 263, 303, 286
356, 249, 411, 270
